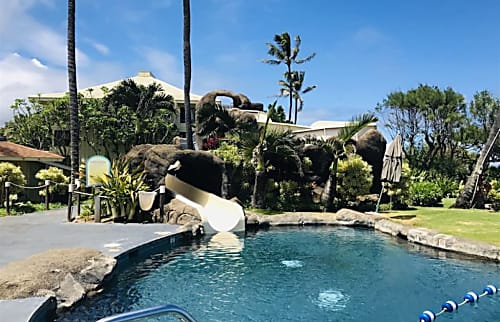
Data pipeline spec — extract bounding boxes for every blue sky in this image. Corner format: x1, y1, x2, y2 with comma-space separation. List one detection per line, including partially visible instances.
0, 0, 499, 128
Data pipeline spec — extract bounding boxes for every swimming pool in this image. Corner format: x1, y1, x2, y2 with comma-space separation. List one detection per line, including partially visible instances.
58, 227, 499, 321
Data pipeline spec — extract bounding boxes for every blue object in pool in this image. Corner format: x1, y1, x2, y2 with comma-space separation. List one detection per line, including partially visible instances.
58, 227, 500, 322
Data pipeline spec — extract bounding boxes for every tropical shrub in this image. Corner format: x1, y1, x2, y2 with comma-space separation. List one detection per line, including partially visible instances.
432, 175, 460, 198
409, 181, 443, 207
94, 159, 149, 221
486, 179, 500, 210
336, 154, 372, 206
0, 162, 26, 205
384, 162, 411, 210
264, 180, 316, 211
35, 167, 69, 201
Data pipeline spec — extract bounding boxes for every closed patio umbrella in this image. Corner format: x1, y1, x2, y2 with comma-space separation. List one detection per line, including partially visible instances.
376, 134, 403, 212
380, 134, 403, 183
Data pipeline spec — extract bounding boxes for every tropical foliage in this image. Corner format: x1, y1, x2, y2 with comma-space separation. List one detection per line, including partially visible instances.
306, 113, 377, 210
94, 159, 149, 221
2, 80, 178, 160
264, 32, 316, 123
278, 70, 316, 124
0, 163, 26, 205
35, 167, 69, 200
336, 154, 372, 206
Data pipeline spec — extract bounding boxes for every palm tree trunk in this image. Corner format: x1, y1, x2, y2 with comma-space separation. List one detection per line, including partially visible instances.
183, 0, 193, 149
287, 65, 293, 122
294, 97, 298, 124
453, 112, 500, 208
252, 170, 267, 209
67, 0, 79, 183
321, 158, 338, 211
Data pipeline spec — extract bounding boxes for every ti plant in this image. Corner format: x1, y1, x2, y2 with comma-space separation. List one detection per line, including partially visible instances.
95, 159, 149, 221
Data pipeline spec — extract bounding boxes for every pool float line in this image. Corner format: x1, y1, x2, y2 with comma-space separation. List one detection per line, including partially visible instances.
419, 284, 497, 322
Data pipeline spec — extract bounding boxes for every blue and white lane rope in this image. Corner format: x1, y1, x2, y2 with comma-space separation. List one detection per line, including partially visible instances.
419, 284, 497, 322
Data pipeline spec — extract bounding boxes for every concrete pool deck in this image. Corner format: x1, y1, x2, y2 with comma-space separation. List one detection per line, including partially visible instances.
0, 208, 183, 322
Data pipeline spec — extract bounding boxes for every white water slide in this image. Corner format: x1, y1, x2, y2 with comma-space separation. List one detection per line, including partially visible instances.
165, 174, 245, 234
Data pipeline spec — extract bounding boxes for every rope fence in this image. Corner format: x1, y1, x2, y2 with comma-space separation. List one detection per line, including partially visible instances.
3, 180, 52, 215
66, 184, 167, 223
419, 284, 498, 321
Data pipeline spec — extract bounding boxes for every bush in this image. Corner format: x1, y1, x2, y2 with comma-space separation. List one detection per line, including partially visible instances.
486, 179, 500, 210
35, 167, 69, 201
385, 162, 411, 209
0, 162, 26, 205
94, 159, 149, 221
432, 175, 460, 198
336, 154, 372, 206
263, 180, 316, 211
409, 181, 443, 207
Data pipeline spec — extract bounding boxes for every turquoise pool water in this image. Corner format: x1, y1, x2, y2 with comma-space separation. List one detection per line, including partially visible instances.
58, 227, 499, 321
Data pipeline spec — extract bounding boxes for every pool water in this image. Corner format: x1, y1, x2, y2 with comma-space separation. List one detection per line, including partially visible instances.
58, 227, 500, 321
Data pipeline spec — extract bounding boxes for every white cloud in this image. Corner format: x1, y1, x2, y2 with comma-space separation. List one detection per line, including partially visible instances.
141, 48, 183, 86
92, 42, 110, 55
0, 0, 88, 67
353, 27, 389, 47
31, 58, 48, 69
0, 52, 67, 125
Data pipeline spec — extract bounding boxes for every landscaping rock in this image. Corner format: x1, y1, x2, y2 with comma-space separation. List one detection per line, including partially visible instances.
125, 144, 225, 195
0, 248, 116, 310
335, 208, 384, 227
154, 197, 202, 225
355, 129, 387, 194
374, 219, 409, 237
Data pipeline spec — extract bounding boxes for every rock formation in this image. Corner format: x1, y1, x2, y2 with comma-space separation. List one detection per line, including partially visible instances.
125, 144, 225, 196
355, 129, 387, 194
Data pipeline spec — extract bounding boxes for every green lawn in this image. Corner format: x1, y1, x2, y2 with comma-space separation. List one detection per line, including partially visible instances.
387, 205, 500, 246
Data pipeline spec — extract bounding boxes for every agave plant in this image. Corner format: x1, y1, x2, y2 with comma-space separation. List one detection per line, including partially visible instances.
94, 159, 149, 221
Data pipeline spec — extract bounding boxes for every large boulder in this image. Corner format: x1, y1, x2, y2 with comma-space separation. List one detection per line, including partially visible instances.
355, 129, 387, 194
301, 144, 333, 184
125, 144, 225, 195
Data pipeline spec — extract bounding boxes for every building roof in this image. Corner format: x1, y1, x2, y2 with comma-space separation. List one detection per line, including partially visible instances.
0, 141, 64, 162
30, 71, 203, 102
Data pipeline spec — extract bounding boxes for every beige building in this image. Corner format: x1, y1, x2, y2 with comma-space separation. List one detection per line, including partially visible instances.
30, 71, 202, 135
237, 110, 377, 141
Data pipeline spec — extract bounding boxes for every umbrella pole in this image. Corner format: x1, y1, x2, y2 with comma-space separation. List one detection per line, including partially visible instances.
375, 183, 384, 213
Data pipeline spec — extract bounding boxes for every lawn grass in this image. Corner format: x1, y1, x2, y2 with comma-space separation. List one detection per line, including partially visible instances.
386, 204, 500, 246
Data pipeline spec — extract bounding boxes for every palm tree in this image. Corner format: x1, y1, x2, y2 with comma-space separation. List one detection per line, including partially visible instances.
263, 32, 316, 123
242, 102, 302, 208
183, 0, 193, 149
67, 0, 79, 185
278, 71, 317, 124
102, 79, 176, 145
453, 111, 500, 208
307, 113, 377, 211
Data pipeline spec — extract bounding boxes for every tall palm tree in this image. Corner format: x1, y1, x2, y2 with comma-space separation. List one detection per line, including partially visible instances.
242, 102, 302, 208
102, 79, 176, 145
278, 71, 316, 124
453, 111, 500, 208
308, 113, 377, 211
183, 0, 193, 149
263, 32, 316, 123
67, 0, 79, 184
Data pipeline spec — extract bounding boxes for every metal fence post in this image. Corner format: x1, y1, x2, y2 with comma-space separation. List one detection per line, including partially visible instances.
67, 183, 73, 222
5, 181, 10, 216
44, 180, 50, 210
159, 185, 166, 222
